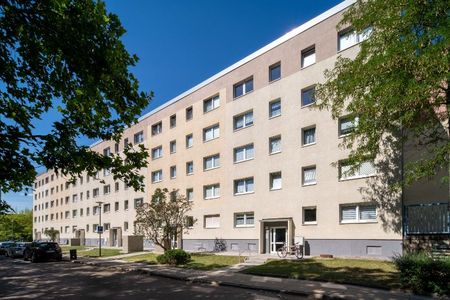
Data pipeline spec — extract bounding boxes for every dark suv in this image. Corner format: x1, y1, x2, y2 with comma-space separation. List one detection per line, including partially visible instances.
23, 242, 62, 262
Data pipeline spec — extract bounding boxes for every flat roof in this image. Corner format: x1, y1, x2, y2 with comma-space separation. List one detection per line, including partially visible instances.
89, 0, 355, 148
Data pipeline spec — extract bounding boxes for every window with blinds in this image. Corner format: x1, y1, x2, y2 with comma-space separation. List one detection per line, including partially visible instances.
270, 172, 282, 190
234, 144, 254, 162
341, 204, 377, 223
339, 160, 375, 180
203, 124, 220, 142
302, 127, 316, 146
269, 136, 281, 154
339, 116, 359, 136
302, 166, 317, 185
204, 215, 220, 228
234, 177, 254, 195
234, 111, 253, 130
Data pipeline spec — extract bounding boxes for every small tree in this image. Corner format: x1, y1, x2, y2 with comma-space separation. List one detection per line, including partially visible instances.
135, 188, 195, 252
44, 228, 59, 242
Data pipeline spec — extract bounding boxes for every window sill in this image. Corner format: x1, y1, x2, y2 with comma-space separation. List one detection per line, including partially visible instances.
152, 180, 163, 184
339, 174, 376, 182
301, 62, 316, 70
303, 222, 317, 226
170, 177, 176, 180
234, 158, 254, 164
302, 142, 316, 148
233, 124, 254, 132
233, 90, 253, 101
269, 151, 281, 156
152, 157, 162, 161
205, 227, 220, 229
186, 173, 194, 176
302, 182, 317, 187
301, 102, 316, 109
234, 191, 254, 196
204, 166, 220, 172
186, 146, 193, 149
269, 114, 281, 120
270, 188, 282, 191
204, 196, 220, 200
235, 225, 255, 228
203, 107, 220, 114
269, 77, 281, 84
340, 220, 377, 224
203, 137, 220, 143
337, 42, 361, 54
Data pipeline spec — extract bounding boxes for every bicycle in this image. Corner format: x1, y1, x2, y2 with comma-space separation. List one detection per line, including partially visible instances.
277, 242, 304, 259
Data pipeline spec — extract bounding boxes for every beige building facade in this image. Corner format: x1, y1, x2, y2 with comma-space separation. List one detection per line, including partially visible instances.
32, 0, 449, 257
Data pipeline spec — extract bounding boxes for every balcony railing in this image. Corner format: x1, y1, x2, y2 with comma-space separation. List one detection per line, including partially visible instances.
404, 202, 450, 235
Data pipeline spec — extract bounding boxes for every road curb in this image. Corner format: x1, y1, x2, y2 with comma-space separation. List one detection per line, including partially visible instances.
71, 259, 338, 298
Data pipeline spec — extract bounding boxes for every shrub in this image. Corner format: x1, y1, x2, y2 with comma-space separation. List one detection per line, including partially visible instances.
156, 249, 191, 265
393, 252, 450, 296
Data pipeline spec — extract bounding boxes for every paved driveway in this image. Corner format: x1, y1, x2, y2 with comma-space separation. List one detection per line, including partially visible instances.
0, 256, 303, 299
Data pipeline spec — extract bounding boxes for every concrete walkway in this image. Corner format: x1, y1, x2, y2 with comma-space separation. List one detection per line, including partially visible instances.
71, 256, 432, 300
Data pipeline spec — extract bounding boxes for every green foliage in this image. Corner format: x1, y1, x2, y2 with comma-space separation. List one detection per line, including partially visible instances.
0, 0, 152, 195
0, 209, 33, 241
393, 252, 450, 296
316, 0, 450, 186
0, 199, 13, 215
44, 228, 59, 241
135, 188, 196, 252
156, 249, 191, 265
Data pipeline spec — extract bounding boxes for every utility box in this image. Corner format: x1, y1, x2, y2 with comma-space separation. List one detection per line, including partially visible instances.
123, 235, 144, 253
69, 238, 81, 246
69, 249, 77, 260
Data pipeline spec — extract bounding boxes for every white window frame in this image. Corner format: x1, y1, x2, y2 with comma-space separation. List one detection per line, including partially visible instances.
203, 124, 220, 142
234, 144, 254, 163
338, 27, 372, 51
302, 166, 317, 186
301, 46, 316, 68
233, 111, 253, 130
303, 206, 317, 225
170, 140, 177, 153
234, 177, 254, 195
234, 212, 255, 228
134, 130, 145, 143
340, 204, 377, 223
204, 184, 220, 199
186, 188, 194, 201
204, 214, 220, 229
269, 99, 281, 118
186, 161, 194, 175
204, 154, 220, 171
186, 134, 193, 148
233, 77, 253, 98
269, 62, 281, 82
151, 146, 163, 160
203, 95, 220, 113
301, 86, 316, 107
339, 160, 376, 181
269, 172, 282, 190
170, 166, 177, 179
339, 116, 359, 137
302, 126, 316, 146
151, 170, 163, 183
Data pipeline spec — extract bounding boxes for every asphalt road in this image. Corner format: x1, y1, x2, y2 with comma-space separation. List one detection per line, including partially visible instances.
0, 256, 304, 300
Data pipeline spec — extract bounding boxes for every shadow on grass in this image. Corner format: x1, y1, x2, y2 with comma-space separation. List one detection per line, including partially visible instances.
242, 259, 401, 290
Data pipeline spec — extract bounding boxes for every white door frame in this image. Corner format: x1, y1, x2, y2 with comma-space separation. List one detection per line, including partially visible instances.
269, 227, 287, 253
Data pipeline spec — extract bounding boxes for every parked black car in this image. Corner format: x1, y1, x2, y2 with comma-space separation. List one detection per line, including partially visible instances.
0, 241, 15, 255
6, 242, 30, 258
23, 242, 62, 262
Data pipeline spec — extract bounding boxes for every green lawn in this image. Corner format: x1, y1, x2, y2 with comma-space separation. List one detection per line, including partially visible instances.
123, 252, 245, 270
242, 258, 401, 290
61, 246, 122, 257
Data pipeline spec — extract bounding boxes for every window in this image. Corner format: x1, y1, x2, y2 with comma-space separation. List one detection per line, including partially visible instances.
186, 134, 193, 148
338, 27, 372, 51
234, 144, 254, 162
103, 184, 110, 195
103, 204, 110, 213
170, 166, 177, 179
123, 137, 129, 148
104, 168, 111, 176
72, 209, 77, 218
115, 182, 119, 192
269, 63, 281, 82
270, 172, 282, 190
134, 198, 143, 209
233, 111, 253, 130
134, 131, 144, 143
339, 160, 375, 180
341, 204, 377, 223
269, 135, 281, 154
302, 166, 317, 185
204, 215, 220, 228
269, 99, 281, 118
151, 122, 162, 136
103, 147, 111, 157
186, 188, 194, 201
72, 194, 78, 203
186, 161, 194, 175
204, 154, 220, 170
93, 206, 99, 215
124, 221, 129, 231
234, 177, 254, 195
86, 207, 90, 216
170, 114, 177, 128
204, 95, 220, 113
151, 170, 163, 183
203, 124, 220, 142
301, 46, 316, 68
204, 184, 220, 199
114, 202, 119, 211
114, 142, 119, 153
104, 223, 110, 231
303, 207, 317, 224
339, 116, 358, 136
302, 126, 316, 146
233, 77, 253, 98
124, 200, 129, 210
151, 146, 163, 159
86, 224, 89, 232
235, 212, 255, 227
186, 106, 193, 121
170, 140, 177, 153
185, 216, 194, 228
301, 86, 315, 107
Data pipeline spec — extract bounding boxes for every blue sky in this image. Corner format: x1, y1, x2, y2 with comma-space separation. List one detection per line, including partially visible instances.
6, 0, 342, 211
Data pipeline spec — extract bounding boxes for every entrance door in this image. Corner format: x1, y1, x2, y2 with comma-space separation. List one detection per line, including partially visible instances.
112, 229, 118, 247
270, 227, 287, 253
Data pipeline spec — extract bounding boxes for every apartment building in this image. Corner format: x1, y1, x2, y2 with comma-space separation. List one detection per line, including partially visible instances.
32, 0, 449, 258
